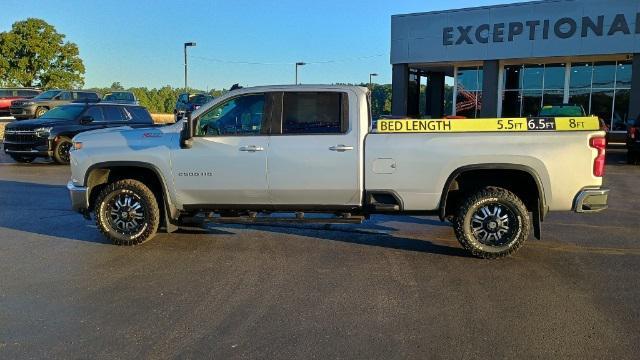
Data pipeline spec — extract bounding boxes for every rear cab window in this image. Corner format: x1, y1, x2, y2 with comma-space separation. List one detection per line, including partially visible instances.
128, 107, 154, 124
281, 92, 348, 134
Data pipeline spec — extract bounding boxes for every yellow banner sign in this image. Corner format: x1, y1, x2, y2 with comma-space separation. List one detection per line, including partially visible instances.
376, 117, 601, 133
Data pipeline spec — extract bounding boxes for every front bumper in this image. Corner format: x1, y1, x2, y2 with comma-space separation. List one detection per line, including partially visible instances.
3, 139, 52, 157
573, 188, 609, 213
67, 181, 89, 212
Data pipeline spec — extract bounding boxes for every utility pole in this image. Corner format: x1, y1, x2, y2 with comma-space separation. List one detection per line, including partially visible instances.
184, 42, 196, 92
369, 73, 379, 90
295, 62, 306, 84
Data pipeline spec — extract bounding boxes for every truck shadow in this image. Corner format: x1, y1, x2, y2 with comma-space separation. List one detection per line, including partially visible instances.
0, 179, 467, 257
204, 222, 470, 258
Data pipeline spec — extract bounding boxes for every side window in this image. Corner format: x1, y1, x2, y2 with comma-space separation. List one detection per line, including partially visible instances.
178, 94, 188, 103
196, 94, 266, 136
103, 106, 128, 121
59, 92, 72, 100
282, 92, 347, 134
77, 92, 98, 100
83, 106, 105, 122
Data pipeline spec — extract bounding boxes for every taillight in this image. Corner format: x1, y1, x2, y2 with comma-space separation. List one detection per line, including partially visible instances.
629, 127, 638, 140
590, 137, 606, 177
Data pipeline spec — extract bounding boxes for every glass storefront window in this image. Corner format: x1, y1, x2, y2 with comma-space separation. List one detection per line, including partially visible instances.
613, 89, 630, 131
616, 61, 632, 89
456, 67, 483, 118
522, 65, 543, 89
592, 62, 616, 89
590, 90, 614, 121
522, 90, 542, 117
503, 66, 522, 90
570, 63, 592, 89
542, 90, 564, 107
501, 91, 521, 117
457, 68, 481, 91
568, 89, 590, 115
543, 64, 566, 90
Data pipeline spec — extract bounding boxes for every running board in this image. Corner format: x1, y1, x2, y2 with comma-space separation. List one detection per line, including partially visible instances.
205, 213, 365, 225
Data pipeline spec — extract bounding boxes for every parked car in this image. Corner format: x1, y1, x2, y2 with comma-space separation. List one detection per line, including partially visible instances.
10, 90, 100, 120
68, 85, 608, 259
174, 93, 214, 121
539, 103, 611, 139
3, 102, 154, 164
103, 91, 139, 105
0, 88, 41, 116
627, 115, 640, 164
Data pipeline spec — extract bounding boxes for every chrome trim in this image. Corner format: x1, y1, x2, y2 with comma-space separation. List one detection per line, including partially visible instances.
67, 181, 89, 211
574, 188, 609, 213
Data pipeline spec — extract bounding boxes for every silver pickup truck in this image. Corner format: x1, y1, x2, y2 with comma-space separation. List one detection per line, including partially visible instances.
67, 85, 608, 259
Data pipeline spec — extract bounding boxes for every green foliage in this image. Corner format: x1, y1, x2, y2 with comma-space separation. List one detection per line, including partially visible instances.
0, 18, 85, 89
89, 84, 227, 114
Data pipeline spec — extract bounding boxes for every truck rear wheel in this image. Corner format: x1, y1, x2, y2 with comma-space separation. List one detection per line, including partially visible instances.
95, 179, 160, 246
454, 187, 530, 259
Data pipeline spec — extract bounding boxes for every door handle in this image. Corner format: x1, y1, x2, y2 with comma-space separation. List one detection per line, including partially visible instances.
239, 145, 264, 152
329, 145, 354, 152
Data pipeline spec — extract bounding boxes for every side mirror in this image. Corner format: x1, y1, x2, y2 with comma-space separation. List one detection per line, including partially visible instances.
80, 115, 94, 124
180, 113, 194, 149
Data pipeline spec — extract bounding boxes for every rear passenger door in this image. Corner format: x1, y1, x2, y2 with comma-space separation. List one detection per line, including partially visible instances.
267, 91, 361, 206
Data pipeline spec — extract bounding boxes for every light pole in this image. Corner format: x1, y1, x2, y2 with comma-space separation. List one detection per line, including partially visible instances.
184, 42, 196, 92
369, 73, 378, 90
295, 62, 306, 84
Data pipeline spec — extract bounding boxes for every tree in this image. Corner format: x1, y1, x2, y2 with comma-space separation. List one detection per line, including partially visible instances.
0, 18, 85, 89
110, 82, 124, 90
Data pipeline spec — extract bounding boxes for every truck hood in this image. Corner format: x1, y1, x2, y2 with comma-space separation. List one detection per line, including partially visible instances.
5, 118, 75, 129
73, 123, 181, 149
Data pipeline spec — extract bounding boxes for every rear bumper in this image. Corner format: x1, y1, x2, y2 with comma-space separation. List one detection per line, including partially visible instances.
573, 188, 609, 213
67, 181, 89, 212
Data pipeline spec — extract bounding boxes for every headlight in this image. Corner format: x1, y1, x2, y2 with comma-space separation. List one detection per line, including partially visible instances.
72, 141, 83, 150
34, 127, 52, 138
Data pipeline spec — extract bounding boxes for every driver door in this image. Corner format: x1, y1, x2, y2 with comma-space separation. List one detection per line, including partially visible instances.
172, 93, 272, 207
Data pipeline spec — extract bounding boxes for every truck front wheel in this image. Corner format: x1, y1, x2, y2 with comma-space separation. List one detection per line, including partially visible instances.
454, 187, 530, 259
95, 179, 160, 246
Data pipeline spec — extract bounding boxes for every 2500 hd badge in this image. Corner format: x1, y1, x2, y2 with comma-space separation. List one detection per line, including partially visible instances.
178, 171, 213, 177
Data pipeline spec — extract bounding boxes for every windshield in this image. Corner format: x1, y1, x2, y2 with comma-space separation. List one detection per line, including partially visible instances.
190, 94, 212, 105
539, 106, 585, 117
104, 92, 135, 101
35, 90, 62, 100
38, 105, 85, 121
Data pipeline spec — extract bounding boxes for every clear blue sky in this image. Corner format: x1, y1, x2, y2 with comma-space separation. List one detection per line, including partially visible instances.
3, 0, 512, 90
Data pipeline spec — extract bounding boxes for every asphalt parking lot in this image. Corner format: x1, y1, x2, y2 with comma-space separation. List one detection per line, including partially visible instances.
1, 148, 639, 359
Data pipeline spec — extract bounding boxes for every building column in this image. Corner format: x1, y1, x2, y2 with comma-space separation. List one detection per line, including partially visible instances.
629, 54, 640, 123
407, 72, 420, 118
480, 60, 500, 118
425, 72, 445, 118
392, 64, 409, 116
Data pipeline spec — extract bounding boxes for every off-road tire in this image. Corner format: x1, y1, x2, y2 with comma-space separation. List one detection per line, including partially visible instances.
95, 179, 160, 246
454, 187, 530, 259
52, 136, 73, 165
10, 155, 35, 163
35, 107, 48, 118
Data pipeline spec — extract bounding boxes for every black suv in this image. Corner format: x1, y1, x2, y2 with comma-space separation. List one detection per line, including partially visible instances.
3, 102, 154, 164
174, 93, 213, 121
